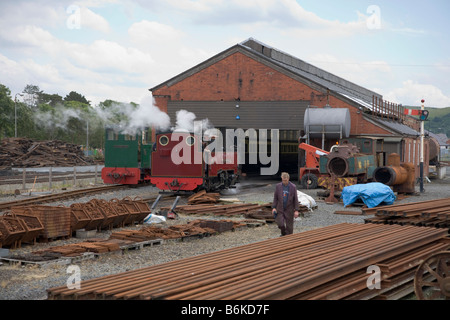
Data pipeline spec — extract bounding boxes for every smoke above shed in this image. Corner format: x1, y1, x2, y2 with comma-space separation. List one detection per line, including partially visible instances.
95, 95, 171, 134
172, 109, 214, 134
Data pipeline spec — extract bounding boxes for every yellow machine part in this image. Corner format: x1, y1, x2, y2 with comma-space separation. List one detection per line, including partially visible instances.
318, 176, 357, 191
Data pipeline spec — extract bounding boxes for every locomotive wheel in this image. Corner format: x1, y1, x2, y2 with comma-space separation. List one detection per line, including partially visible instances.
301, 173, 318, 189
414, 251, 450, 300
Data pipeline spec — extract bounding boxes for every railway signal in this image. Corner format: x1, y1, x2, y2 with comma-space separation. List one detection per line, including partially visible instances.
403, 108, 429, 121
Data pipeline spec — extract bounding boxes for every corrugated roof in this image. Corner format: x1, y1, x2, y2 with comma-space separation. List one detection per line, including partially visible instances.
427, 131, 450, 146
238, 38, 382, 105
367, 117, 420, 136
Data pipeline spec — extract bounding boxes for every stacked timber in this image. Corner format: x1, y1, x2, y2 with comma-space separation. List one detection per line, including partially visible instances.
0, 137, 94, 169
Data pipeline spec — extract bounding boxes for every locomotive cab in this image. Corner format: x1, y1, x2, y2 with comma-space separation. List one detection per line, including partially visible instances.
150, 131, 239, 192
101, 127, 152, 184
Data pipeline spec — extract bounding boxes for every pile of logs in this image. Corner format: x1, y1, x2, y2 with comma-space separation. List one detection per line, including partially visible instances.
0, 137, 94, 169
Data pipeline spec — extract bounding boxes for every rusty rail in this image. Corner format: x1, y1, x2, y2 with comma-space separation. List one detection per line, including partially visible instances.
364, 197, 450, 228
46, 223, 449, 300
0, 185, 131, 212
0, 197, 154, 247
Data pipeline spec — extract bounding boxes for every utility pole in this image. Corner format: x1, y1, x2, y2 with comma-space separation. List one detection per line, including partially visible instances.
14, 93, 24, 138
86, 120, 89, 157
419, 99, 425, 193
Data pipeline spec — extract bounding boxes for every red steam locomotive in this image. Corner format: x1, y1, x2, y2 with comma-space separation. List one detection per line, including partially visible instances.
101, 128, 240, 192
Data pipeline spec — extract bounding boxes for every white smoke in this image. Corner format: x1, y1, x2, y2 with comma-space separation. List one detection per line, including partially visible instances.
123, 96, 171, 134
172, 109, 214, 133
34, 104, 83, 130
94, 96, 171, 134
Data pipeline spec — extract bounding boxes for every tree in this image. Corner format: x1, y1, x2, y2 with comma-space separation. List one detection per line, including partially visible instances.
0, 85, 138, 151
22, 84, 42, 108
38, 92, 63, 107
0, 84, 14, 139
64, 91, 90, 105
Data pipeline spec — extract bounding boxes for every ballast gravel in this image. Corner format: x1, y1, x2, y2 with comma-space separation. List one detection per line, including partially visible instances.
1, 176, 449, 300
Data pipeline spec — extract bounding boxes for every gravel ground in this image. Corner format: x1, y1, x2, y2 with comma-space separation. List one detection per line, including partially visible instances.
1, 174, 449, 300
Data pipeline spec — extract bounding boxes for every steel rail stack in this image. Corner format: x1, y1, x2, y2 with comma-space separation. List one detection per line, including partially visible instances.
46, 223, 450, 300
364, 197, 450, 228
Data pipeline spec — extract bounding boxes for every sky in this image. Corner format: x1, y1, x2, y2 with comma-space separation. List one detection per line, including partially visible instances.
1, 0, 449, 109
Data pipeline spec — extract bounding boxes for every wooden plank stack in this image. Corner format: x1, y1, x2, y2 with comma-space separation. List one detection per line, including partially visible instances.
0, 137, 94, 169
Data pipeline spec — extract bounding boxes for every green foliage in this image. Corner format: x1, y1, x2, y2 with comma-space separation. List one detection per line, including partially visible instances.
38, 92, 63, 107
64, 91, 90, 105
424, 107, 450, 137
0, 84, 14, 139
0, 83, 140, 151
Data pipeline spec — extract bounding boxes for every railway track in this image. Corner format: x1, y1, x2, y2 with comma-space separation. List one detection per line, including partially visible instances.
0, 172, 98, 185
0, 184, 133, 212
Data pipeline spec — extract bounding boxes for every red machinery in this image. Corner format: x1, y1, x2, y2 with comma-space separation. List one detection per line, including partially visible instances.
101, 128, 239, 193
150, 132, 239, 192
298, 142, 330, 189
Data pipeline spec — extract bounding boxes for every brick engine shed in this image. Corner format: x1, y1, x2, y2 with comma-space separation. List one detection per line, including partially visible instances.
150, 38, 431, 179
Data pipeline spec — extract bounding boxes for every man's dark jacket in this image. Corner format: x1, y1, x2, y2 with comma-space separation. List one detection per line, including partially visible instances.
272, 181, 299, 220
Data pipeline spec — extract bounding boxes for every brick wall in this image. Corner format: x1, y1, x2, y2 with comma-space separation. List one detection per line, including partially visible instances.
152, 51, 392, 138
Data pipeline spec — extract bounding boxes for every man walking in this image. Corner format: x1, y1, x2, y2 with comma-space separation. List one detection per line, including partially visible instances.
272, 172, 299, 236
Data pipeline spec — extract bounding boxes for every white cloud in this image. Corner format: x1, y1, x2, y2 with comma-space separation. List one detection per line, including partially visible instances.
67, 39, 154, 73
305, 53, 394, 91
1, 23, 155, 74
128, 20, 183, 45
0, 1, 65, 30
141, 0, 368, 37
0, 25, 55, 48
0, 24, 155, 105
128, 19, 214, 85
385, 80, 450, 108
79, 7, 111, 32
0, 0, 447, 113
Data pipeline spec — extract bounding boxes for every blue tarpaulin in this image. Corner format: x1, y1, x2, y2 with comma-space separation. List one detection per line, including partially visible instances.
341, 182, 396, 208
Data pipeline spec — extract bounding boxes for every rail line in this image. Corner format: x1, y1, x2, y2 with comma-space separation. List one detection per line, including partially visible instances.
0, 172, 98, 185
0, 184, 133, 212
